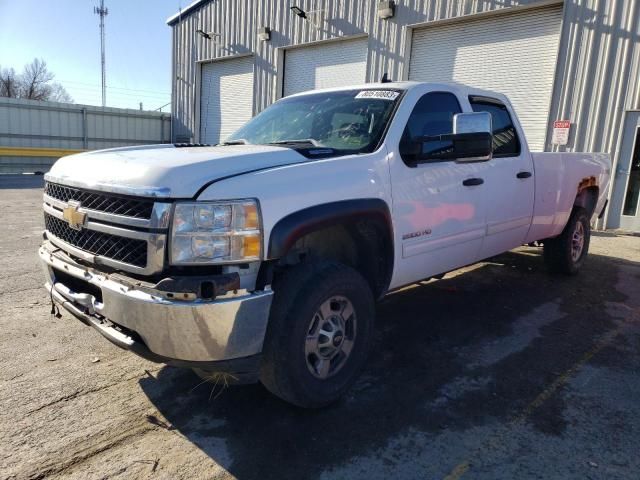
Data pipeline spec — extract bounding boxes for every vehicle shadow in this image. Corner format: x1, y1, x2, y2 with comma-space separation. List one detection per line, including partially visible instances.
139, 247, 633, 479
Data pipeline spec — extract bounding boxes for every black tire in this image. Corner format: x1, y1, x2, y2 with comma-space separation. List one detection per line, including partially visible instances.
543, 207, 591, 275
260, 261, 375, 408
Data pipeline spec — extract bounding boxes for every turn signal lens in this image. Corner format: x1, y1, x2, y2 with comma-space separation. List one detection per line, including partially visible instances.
242, 234, 261, 258
243, 203, 260, 230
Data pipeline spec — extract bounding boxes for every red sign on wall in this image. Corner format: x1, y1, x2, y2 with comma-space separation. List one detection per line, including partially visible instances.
552, 120, 571, 145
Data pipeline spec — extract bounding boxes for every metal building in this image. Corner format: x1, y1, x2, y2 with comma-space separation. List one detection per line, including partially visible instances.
168, 0, 640, 232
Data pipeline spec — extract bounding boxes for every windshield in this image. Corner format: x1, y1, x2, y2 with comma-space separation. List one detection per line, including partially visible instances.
226, 89, 402, 154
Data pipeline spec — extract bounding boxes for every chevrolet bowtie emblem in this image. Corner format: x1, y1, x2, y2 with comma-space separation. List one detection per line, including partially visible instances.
62, 200, 87, 231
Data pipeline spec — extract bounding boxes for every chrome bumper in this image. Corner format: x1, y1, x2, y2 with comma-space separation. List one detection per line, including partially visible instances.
39, 242, 273, 365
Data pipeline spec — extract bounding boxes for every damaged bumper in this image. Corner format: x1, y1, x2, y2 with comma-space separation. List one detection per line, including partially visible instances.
39, 241, 273, 381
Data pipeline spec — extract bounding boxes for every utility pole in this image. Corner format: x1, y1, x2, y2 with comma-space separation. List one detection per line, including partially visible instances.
94, 1, 108, 107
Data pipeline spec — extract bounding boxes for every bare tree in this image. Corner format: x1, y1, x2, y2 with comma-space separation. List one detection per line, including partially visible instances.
20, 58, 54, 100
0, 58, 73, 103
0, 66, 20, 98
49, 83, 74, 103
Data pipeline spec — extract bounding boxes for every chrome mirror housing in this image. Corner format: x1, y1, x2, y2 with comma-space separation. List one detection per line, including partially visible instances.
454, 112, 492, 135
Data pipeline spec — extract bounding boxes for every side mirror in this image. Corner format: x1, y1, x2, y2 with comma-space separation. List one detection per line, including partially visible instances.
452, 112, 493, 163
403, 112, 493, 164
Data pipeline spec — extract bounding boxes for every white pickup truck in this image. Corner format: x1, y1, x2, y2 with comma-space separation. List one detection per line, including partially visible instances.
40, 82, 610, 408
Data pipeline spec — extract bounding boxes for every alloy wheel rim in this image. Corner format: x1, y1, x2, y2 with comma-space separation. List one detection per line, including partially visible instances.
304, 296, 357, 379
571, 221, 585, 262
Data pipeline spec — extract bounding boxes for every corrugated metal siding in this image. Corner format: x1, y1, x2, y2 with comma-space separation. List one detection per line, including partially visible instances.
171, 0, 377, 141
0, 97, 171, 173
549, 0, 640, 152
171, 0, 640, 224
283, 37, 368, 96
170, 0, 557, 141
408, 5, 563, 151
545, 0, 640, 226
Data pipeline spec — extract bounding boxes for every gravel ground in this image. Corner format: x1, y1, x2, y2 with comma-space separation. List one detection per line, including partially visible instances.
1, 174, 639, 480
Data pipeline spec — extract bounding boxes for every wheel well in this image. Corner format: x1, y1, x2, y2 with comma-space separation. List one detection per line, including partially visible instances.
574, 185, 599, 217
272, 219, 393, 299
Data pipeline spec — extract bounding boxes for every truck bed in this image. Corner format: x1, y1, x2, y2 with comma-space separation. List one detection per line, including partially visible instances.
527, 152, 610, 243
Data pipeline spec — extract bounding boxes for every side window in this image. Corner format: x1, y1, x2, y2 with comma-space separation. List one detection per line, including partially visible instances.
400, 92, 462, 164
469, 96, 521, 157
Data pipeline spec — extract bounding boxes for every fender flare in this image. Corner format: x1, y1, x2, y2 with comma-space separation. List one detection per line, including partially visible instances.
267, 198, 394, 260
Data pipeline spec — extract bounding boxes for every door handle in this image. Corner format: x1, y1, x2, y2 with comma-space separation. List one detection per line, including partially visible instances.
462, 178, 484, 187
517, 171, 532, 179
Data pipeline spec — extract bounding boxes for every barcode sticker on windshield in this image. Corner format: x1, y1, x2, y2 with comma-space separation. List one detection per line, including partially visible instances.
355, 90, 400, 101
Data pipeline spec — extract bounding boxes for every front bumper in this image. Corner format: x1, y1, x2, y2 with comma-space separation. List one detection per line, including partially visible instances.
39, 241, 273, 377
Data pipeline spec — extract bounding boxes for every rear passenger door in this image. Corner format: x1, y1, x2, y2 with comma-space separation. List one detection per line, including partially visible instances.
469, 96, 535, 259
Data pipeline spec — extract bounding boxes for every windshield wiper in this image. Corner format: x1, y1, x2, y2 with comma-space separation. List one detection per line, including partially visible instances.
268, 139, 324, 147
219, 139, 249, 145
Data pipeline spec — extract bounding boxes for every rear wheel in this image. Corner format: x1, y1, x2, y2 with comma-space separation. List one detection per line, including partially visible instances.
260, 261, 374, 408
543, 207, 590, 275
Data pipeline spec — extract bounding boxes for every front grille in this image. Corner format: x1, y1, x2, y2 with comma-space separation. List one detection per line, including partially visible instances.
44, 182, 154, 219
44, 213, 148, 268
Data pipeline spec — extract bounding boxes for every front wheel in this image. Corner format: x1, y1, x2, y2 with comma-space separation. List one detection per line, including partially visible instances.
543, 207, 591, 275
260, 261, 375, 408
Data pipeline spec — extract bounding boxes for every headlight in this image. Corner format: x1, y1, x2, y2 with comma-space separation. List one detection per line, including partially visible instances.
170, 200, 261, 265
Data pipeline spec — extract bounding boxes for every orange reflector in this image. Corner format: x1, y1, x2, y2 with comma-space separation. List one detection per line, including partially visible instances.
243, 235, 261, 257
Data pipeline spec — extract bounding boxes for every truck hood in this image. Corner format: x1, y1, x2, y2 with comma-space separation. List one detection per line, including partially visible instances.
45, 144, 309, 198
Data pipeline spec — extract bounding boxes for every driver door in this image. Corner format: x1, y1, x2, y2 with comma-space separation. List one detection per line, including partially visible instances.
388, 90, 491, 288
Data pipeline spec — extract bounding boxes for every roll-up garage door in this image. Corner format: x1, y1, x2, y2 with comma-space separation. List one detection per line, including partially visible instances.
200, 56, 254, 144
408, 6, 562, 151
283, 37, 368, 97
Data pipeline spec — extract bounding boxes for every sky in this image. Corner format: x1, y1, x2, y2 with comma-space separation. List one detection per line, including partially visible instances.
0, 0, 184, 111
